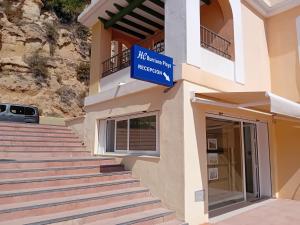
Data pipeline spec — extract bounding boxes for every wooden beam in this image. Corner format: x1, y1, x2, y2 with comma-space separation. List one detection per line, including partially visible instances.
106, 10, 155, 35
148, 0, 164, 8
137, 4, 164, 20
114, 3, 164, 30
99, 17, 146, 39
103, 0, 147, 29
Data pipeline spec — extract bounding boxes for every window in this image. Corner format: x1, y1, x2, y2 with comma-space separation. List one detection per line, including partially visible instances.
116, 120, 128, 150
10, 106, 25, 115
105, 113, 158, 154
25, 107, 36, 116
0, 105, 6, 113
129, 116, 156, 151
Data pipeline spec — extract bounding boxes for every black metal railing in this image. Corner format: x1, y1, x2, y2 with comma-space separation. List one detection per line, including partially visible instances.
201, 25, 231, 59
102, 42, 165, 78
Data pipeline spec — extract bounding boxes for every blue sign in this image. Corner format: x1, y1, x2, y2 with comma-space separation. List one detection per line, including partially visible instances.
130, 45, 174, 87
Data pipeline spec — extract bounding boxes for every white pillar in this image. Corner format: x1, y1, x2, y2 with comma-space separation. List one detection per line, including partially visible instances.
165, 0, 201, 80
230, 0, 246, 84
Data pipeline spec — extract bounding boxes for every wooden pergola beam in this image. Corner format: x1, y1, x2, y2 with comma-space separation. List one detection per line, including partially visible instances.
103, 0, 147, 29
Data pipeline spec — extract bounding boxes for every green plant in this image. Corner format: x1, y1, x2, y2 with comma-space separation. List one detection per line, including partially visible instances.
42, 0, 90, 24
76, 62, 90, 85
56, 85, 76, 106
75, 24, 90, 41
24, 51, 49, 85
43, 22, 59, 56
77, 90, 87, 108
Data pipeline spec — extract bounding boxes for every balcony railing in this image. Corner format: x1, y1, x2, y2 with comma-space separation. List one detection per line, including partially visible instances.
102, 26, 231, 78
201, 25, 231, 59
102, 42, 165, 78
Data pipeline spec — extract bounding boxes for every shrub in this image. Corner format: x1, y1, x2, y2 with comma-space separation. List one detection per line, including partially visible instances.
56, 85, 76, 106
75, 24, 90, 41
43, 22, 59, 56
24, 51, 49, 85
42, 0, 90, 24
77, 90, 87, 108
76, 62, 90, 85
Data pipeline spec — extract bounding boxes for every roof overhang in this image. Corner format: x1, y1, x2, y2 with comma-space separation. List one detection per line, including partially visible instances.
191, 91, 300, 119
78, 0, 211, 29
245, 0, 300, 17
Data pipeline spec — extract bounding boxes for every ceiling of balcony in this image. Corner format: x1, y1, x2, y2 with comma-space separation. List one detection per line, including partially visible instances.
97, 0, 211, 40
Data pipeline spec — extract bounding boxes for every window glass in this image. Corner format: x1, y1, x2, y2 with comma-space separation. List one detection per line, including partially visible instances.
0, 105, 6, 113
25, 107, 35, 116
129, 115, 156, 151
106, 120, 115, 152
10, 106, 25, 115
116, 120, 128, 150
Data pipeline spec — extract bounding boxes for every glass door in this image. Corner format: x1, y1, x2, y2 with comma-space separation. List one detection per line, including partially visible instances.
243, 122, 260, 201
206, 117, 245, 210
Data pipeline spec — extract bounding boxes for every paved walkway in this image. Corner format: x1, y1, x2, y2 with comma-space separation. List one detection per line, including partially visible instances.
210, 199, 300, 225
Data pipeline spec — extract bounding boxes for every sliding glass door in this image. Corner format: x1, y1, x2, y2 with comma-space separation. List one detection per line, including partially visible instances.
206, 116, 260, 211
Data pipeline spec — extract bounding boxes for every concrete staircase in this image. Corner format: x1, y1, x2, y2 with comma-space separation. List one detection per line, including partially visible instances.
0, 122, 186, 225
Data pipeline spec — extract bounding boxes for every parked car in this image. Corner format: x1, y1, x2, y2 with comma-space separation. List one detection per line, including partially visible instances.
0, 103, 39, 124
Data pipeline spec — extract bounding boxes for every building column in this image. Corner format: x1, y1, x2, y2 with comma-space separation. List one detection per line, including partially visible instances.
89, 22, 112, 95
164, 0, 201, 80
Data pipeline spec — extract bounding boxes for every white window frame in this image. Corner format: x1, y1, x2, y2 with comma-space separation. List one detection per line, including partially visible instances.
105, 112, 160, 155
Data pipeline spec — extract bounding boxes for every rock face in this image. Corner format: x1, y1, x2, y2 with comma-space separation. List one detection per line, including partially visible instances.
0, 0, 90, 118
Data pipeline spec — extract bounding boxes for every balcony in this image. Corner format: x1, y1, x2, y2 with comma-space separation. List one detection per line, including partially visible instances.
102, 41, 165, 78
201, 25, 231, 60
101, 26, 231, 78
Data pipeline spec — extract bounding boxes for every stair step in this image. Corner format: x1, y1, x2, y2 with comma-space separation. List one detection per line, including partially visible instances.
0, 122, 68, 130
0, 150, 91, 158
0, 197, 161, 225
0, 140, 84, 147
0, 165, 102, 179
85, 208, 175, 225
0, 157, 115, 169
0, 126, 73, 134
0, 171, 132, 191
0, 178, 140, 205
0, 131, 77, 138
0, 135, 80, 142
0, 187, 149, 221
0, 146, 85, 151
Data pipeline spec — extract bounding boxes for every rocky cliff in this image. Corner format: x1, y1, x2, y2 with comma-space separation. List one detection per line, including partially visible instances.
0, 0, 91, 118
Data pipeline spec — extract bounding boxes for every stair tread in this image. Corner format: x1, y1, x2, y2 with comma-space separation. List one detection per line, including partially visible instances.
85, 208, 174, 225
0, 171, 131, 184
0, 165, 101, 173
0, 178, 139, 197
0, 122, 68, 129
0, 138, 82, 143
0, 157, 114, 163
0, 197, 160, 225
0, 186, 148, 213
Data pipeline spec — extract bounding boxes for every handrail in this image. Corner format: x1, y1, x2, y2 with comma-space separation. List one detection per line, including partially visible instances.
102, 41, 165, 78
200, 25, 232, 59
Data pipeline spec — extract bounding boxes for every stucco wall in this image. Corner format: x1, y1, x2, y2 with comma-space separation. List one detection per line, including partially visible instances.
83, 83, 186, 219
266, 6, 300, 102
274, 119, 300, 201
241, 2, 271, 91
